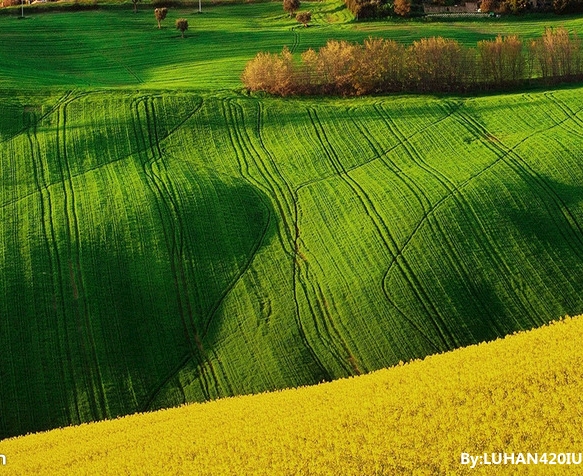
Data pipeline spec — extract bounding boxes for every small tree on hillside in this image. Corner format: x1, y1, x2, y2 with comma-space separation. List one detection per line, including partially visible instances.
132, 0, 140, 13
176, 18, 189, 38
283, 0, 301, 17
296, 11, 311, 27
154, 8, 168, 29
393, 0, 410, 16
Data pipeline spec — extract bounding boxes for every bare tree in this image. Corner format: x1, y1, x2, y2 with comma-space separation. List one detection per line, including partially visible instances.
176, 18, 189, 38
283, 0, 300, 17
296, 11, 311, 27
155, 7, 168, 29
132, 0, 140, 13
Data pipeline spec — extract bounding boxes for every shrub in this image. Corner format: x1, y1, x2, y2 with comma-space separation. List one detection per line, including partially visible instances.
283, 0, 300, 16
394, 0, 411, 16
296, 11, 311, 27
409, 37, 471, 91
241, 47, 295, 96
154, 7, 168, 29
532, 27, 583, 80
479, 0, 497, 12
176, 18, 188, 38
242, 30, 583, 96
478, 35, 525, 86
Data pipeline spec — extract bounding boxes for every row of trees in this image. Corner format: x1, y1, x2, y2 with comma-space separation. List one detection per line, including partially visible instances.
242, 28, 583, 96
479, 0, 583, 14
340, 0, 583, 19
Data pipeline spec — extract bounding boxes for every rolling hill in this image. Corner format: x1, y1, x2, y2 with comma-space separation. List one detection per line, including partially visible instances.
2, 87, 583, 439
1, 1, 583, 440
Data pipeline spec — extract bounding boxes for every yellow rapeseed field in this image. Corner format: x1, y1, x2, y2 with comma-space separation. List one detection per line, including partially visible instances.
1, 316, 582, 475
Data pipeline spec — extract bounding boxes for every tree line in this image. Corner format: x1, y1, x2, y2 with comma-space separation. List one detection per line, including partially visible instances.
242, 28, 583, 96
342, 0, 583, 20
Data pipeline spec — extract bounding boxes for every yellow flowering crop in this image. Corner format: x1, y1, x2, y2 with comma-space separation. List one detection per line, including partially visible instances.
1, 315, 582, 475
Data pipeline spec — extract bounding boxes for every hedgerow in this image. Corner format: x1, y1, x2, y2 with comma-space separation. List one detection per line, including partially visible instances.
242, 27, 583, 95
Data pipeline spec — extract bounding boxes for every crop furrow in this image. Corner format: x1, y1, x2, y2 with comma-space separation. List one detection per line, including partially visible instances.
308, 108, 399, 252
310, 106, 460, 348
348, 114, 444, 349
26, 113, 81, 423
141, 354, 192, 412
130, 97, 211, 400
209, 348, 236, 398
349, 109, 429, 211
254, 102, 297, 247
308, 107, 457, 349
221, 100, 331, 380
290, 26, 300, 54
294, 258, 355, 375
537, 92, 583, 138
457, 108, 583, 262
371, 104, 463, 347
293, 101, 459, 193
231, 100, 295, 255
418, 106, 536, 331
386, 101, 534, 335
144, 97, 221, 395
547, 92, 583, 129
308, 108, 428, 344
62, 98, 109, 420
201, 187, 273, 338
306, 253, 367, 375
452, 108, 580, 324
53, 96, 105, 421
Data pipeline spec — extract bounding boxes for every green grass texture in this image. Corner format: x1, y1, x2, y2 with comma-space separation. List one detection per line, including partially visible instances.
2, 87, 583, 438
2, 1, 583, 439
1, 2, 583, 89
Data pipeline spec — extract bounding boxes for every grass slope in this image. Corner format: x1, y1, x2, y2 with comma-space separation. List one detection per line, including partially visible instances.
2, 86, 583, 439
2, 0, 583, 439
1, 315, 582, 475
1, 4, 583, 89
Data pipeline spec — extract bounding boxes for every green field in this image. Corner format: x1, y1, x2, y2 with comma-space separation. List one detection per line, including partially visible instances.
2, 3, 583, 89
2, 3, 583, 439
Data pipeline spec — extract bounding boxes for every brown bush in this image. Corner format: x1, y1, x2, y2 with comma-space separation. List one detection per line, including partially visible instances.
409, 37, 471, 91
477, 35, 525, 85
354, 38, 406, 93
175, 18, 188, 38
283, 0, 300, 16
533, 27, 582, 79
394, 0, 410, 16
479, 0, 497, 12
154, 7, 168, 29
296, 10, 311, 27
241, 47, 295, 96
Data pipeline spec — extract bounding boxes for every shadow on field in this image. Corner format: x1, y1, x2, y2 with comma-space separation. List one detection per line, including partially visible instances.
0, 165, 276, 439
383, 169, 583, 359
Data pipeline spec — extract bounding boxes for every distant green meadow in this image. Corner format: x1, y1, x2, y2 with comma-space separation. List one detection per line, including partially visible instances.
2, 2, 583, 89
2, 2, 583, 439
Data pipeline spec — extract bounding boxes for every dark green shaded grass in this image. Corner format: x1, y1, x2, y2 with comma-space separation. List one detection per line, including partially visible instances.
2, 0, 583, 440
2, 88, 583, 438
